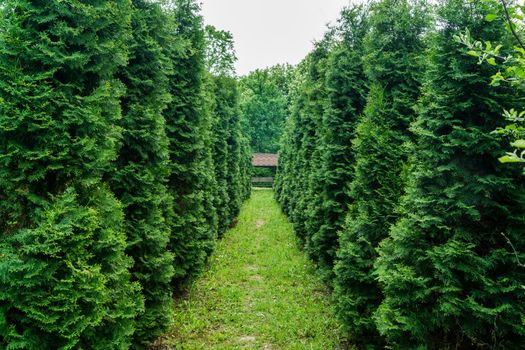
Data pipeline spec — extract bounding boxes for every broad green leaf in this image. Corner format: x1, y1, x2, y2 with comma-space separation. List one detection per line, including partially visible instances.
485, 13, 497, 22
511, 140, 525, 149
499, 154, 524, 163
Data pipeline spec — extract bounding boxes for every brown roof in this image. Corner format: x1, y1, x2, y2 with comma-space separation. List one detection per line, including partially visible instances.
252, 153, 278, 167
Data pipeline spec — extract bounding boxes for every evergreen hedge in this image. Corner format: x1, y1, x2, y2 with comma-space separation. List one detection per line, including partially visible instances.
375, 0, 525, 347
275, 0, 525, 348
0, 0, 251, 348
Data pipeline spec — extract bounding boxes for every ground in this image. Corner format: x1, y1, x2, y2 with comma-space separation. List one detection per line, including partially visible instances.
152, 189, 346, 350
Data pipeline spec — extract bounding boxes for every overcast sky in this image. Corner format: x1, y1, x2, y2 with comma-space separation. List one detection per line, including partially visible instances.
201, 0, 353, 76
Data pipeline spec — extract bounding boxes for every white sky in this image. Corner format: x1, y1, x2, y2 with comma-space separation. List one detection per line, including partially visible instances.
200, 0, 353, 76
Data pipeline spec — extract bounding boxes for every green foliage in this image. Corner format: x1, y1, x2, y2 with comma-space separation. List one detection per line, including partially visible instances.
458, 0, 525, 168
333, 1, 428, 345
253, 167, 276, 177
205, 24, 251, 234
205, 25, 237, 77
0, 1, 143, 348
239, 65, 294, 153
111, 0, 175, 346
164, 0, 218, 288
375, 0, 525, 347
0, 0, 251, 348
307, 6, 369, 281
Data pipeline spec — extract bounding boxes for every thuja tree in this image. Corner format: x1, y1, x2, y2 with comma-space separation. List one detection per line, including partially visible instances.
239, 132, 252, 202
0, 1, 142, 349
111, 0, 175, 346
333, 0, 428, 345
225, 91, 245, 220
274, 100, 298, 213
275, 44, 328, 246
375, 0, 525, 347
306, 6, 369, 281
274, 67, 303, 223
165, 0, 218, 287
292, 39, 333, 248
206, 26, 240, 234
208, 75, 231, 234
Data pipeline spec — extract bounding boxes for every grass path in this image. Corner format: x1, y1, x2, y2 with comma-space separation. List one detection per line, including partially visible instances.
154, 189, 345, 349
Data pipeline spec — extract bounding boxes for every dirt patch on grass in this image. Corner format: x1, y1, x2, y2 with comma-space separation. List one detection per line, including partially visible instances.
238, 335, 256, 343
245, 265, 258, 272
255, 219, 266, 228
249, 274, 264, 282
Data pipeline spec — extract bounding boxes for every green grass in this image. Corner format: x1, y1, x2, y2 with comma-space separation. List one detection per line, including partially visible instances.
153, 189, 346, 349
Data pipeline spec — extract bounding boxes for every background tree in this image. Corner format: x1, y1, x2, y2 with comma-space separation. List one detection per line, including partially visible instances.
239, 65, 294, 154
0, 1, 142, 349
375, 0, 525, 347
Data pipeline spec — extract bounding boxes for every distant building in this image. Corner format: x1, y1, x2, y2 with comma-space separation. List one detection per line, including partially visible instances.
252, 153, 278, 167
252, 153, 278, 187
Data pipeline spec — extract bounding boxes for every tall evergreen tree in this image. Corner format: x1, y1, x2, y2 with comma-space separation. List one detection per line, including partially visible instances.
0, 1, 142, 349
165, 0, 218, 287
333, 0, 428, 345
375, 0, 525, 347
225, 87, 245, 220
211, 76, 237, 232
205, 25, 247, 234
274, 101, 298, 212
306, 6, 369, 281
289, 40, 331, 246
111, 0, 175, 346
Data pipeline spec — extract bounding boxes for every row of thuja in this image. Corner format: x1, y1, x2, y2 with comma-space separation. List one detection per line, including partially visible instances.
0, 1, 250, 349
275, 0, 524, 349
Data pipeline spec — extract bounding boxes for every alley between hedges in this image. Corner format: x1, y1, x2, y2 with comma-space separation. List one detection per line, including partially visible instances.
153, 189, 345, 350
